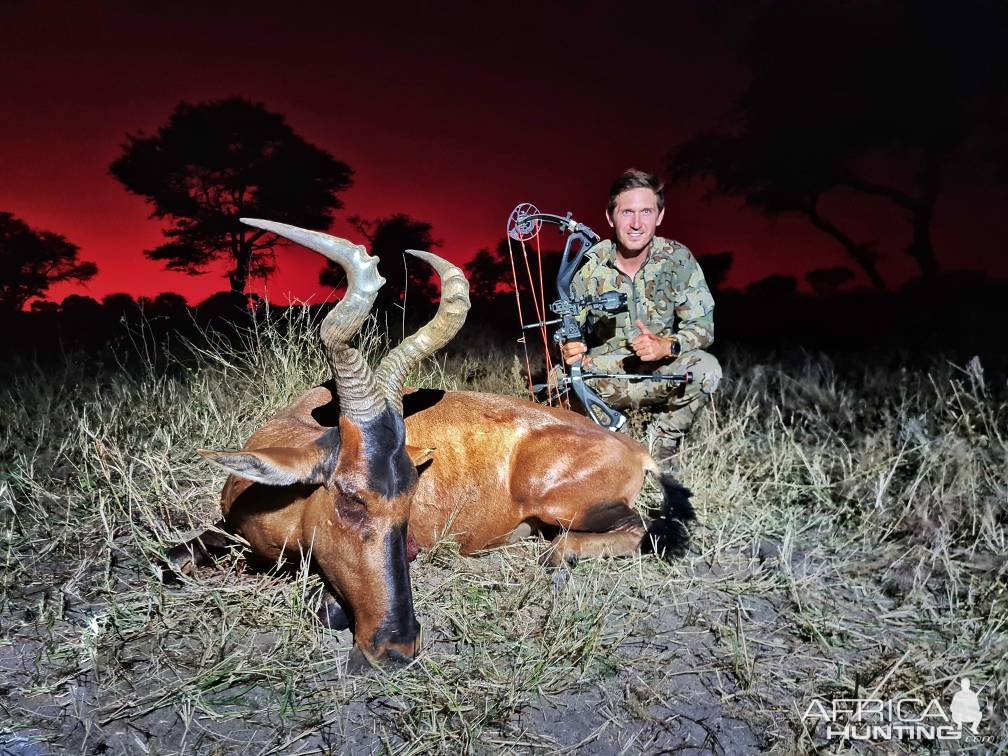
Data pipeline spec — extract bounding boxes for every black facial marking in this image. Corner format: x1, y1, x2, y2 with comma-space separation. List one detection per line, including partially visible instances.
318, 597, 350, 631
372, 522, 420, 648
359, 406, 417, 499
307, 426, 341, 482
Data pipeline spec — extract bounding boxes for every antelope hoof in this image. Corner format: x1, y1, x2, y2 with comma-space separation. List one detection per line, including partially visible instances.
539, 548, 579, 570
544, 552, 579, 594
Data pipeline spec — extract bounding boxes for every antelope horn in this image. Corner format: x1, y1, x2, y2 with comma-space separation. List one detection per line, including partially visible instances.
375, 249, 470, 414
240, 218, 386, 423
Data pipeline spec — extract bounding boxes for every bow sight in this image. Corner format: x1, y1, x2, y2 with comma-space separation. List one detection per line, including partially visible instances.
506, 202, 692, 432
522, 291, 627, 338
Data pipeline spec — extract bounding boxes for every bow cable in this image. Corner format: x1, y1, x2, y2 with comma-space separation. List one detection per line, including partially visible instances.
506, 206, 566, 407
505, 222, 537, 399
519, 233, 565, 407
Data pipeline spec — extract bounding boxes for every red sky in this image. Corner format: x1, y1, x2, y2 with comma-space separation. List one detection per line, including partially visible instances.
3, 1, 1006, 307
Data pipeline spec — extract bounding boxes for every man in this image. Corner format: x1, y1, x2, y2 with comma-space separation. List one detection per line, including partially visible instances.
559, 169, 721, 466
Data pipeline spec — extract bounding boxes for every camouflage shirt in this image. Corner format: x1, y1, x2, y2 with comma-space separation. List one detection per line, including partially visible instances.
571, 237, 715, 356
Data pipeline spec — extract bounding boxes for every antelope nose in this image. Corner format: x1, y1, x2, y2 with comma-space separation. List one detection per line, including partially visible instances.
385, 648, 414, 666
384, 636, 420, 664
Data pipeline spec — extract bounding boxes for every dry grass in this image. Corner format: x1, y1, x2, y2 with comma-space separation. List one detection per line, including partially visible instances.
1, 308, 1005, 754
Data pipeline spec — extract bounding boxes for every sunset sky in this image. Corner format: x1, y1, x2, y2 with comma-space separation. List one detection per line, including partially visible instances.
4, 1, 1006, 307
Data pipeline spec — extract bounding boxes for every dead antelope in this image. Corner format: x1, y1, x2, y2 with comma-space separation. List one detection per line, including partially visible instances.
171, 220, 694, 665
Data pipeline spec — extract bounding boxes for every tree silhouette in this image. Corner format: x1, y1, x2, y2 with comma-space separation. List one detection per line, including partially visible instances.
150, 292, 189, 318
465, 238, 522, 304
102, 293, 141, 322
696, 251, 733, 296
59, 294, 103, 342
0, 212, 97, 312
30, 300, 59, 314
464, 238, 565, 302
465, 247, 508, 304
806, 267, 855, 296
746, 274, 797, 298
60, 294, 102, 319
321, 214, 439, 313
670, 1, 1007, 287
110, 97, 353, 296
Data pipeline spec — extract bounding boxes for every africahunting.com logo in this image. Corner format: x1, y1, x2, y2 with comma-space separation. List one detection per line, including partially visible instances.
802, 677, 996, 745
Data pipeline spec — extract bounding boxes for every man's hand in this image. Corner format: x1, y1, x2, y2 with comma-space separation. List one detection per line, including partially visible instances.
560, 340, 591, 367
631, 320, 674, 362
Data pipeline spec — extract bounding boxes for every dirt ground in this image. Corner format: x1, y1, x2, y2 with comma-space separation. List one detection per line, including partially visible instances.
0, 540, 818, 754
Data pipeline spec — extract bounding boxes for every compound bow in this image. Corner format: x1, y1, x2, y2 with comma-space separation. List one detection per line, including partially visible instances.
506, 203, 692, 432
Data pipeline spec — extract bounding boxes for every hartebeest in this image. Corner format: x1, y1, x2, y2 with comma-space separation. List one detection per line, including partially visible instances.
171, 220, 694, 665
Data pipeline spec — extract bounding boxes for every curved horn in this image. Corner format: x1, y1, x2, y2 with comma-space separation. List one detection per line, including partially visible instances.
240, 218, 387, 423
374, 249, 471, 414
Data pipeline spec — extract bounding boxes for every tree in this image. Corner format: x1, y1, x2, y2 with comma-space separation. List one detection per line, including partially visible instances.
806, 267, 855, 296
322, 214, 440, 313
465, 238, 525, 304
150, 292, 189, 318
463, 237, 565, 302
59, 294, 104, 342
696, 251, 733, 296
110, 97, 353, 295
102, 293, 141, 322
669, 1, 1008, 287
0, 212, 97, 312
465, 247, 507, 304
60, 294, 102, 320
746, 274, 797, 299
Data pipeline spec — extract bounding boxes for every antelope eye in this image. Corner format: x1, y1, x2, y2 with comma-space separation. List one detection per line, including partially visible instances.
333, 484, 368, 509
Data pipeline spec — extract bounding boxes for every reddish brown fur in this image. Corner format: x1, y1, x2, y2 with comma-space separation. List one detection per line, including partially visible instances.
400, 391, 658, 564
212, 410, 420, 663
212, 386, 661, 568
188, 382, 673, 666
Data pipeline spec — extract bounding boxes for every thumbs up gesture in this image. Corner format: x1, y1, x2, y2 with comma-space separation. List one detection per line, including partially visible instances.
631, 320, 675, 362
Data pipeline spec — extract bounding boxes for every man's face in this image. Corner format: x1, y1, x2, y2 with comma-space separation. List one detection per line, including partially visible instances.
606, 187, 664, 256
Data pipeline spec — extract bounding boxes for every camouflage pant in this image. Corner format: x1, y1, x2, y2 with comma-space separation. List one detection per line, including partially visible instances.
588, 349, 722, 443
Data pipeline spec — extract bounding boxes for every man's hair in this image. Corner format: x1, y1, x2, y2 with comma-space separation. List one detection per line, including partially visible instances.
607, 169, 665, 218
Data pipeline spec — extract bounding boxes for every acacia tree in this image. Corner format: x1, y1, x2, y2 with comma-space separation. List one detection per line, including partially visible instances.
110, 97, 353, 295
670, 1, 1006, 287
0, 212, 97, 312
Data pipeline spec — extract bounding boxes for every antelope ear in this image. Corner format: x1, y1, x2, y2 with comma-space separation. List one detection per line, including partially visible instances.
198, 446, 328, 486
404, 445, 435, 467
